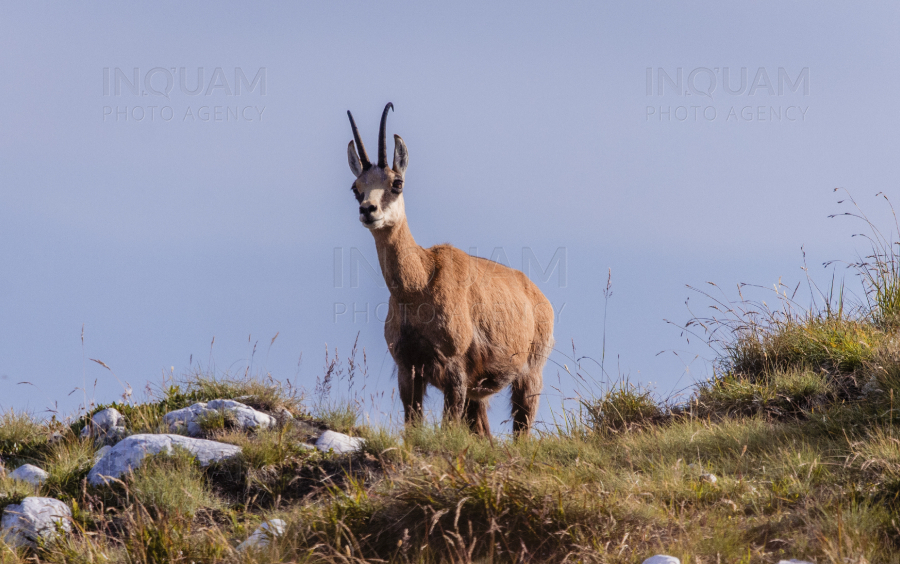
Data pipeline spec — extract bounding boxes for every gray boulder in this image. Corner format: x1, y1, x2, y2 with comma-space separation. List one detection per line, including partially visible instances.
1, 497, 71, 548
316, 430, 364, 454
236, 518, 286, 551
87, 433, 241, 486
94, 445, 112, 463
9, 464, 49, 486
81, 408, 126, 442
163, 400, 275, 437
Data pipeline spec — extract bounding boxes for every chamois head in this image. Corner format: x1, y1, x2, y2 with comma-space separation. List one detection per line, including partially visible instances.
347, 103, 409, 230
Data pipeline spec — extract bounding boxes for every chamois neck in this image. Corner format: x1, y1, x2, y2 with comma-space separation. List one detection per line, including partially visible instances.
371, 218, 430, 294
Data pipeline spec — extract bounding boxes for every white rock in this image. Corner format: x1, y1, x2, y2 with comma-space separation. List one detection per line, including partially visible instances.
81, 408, 126, 441
87, 433, 241, 486
776, 560, 816, 564
207, 399, 276, 431
9, 464, 49, 486
236, 519, 286, 551
163, 400, 276, 437
642, 556, 680, 564
92, 407, 124, 429
1, 497, 71, 548
163, 403, 210, 436
316, 430, 364, 454
699, 473, 718, 484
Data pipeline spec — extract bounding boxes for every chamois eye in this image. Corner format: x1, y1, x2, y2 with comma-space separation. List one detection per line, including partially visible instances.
391, 179, 403, 194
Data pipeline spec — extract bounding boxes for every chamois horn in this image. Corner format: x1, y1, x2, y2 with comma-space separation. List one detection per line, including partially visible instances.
347, 111, 371, 170
378, 102, 394, 169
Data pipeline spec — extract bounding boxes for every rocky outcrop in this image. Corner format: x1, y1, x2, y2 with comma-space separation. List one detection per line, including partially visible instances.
87, 433, 241, 486
163, 399, 276, 437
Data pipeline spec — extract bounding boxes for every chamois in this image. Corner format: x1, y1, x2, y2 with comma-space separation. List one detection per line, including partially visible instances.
345, 103, 554, 437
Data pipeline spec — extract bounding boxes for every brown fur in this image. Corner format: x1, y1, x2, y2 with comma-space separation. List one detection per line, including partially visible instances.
346, 106, 553, 437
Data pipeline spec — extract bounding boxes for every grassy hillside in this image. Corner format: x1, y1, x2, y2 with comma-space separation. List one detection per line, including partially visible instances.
2, 194, 899, 563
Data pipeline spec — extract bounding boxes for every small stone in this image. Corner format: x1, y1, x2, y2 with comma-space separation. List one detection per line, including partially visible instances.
642, 556, 680, 564
9, 464, 49, 486
236, 519, 286, 551
316, 430, 364, 454
87, 433, 241, 486
1, 497, 72, 548
699, 473, 718, 484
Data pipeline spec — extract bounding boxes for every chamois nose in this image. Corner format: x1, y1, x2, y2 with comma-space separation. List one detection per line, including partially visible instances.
359, 204, 377, 217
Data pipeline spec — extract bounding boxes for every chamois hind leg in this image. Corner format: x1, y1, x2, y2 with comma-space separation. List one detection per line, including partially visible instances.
398, 365, 425, 425
511, 369, 542, 437
464, 398, 491, 437
513, 304, 553, 437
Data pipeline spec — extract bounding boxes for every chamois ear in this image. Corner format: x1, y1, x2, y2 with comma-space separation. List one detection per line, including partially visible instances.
393, 134, 408, 176
348, 141, 363, 178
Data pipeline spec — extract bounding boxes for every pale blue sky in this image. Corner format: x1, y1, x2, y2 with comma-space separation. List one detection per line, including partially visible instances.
2, 2, 898, 430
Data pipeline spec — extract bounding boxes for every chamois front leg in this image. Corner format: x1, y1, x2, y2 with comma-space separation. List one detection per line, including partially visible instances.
398, 365, 425, 425
464, 398, 491, 437
442, 368, 467, 426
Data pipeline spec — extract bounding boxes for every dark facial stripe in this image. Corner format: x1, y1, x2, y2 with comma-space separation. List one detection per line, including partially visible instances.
380, 185, 400, 208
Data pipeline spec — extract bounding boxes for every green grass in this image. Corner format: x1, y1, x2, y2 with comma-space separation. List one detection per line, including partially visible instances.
194, 407, 235, 434
314, 402, 360, 434
8, 380, 900, 563
582, 378, 665, 434
126, 448, 221, 519
178, 369, 305, 415
726, 315, 883, 377
696, 367, 833, 418
0, 409, 49, 460
41, 436, 97, 500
